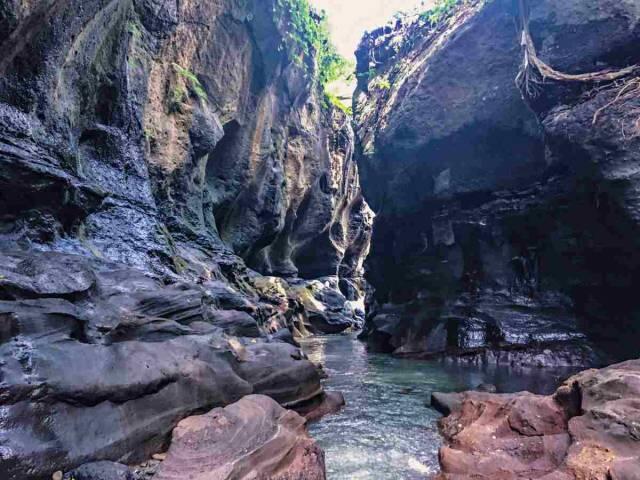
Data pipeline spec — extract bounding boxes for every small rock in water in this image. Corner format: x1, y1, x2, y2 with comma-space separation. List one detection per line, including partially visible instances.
475, 383, 497, 393
430, 392, 463, 415
407, 457, 430, 474
52, 472, 63, 480
62, 461, 137, 480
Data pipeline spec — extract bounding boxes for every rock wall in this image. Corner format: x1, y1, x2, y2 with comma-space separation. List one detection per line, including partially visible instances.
0, 0, 371, 283
0, 0, 370, 478
355, 0, 640, 364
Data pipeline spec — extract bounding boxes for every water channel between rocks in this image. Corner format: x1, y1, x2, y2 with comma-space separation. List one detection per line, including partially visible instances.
301, 334, 580, 480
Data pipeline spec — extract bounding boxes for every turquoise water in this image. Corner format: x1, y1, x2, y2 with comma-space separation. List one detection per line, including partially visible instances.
301, 334, 577, 480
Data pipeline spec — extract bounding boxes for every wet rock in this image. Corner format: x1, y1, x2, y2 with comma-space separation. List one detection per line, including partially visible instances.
291, 277, 365, 334
154, 395, 326, 480
435, 359, 640, 479
63, 462, 138, 480
430, 392, 463, 416
475, 383, 496, 393
295, 391, 346, 423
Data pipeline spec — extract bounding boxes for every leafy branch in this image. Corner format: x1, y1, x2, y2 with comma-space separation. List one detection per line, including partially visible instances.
274, 0, 354, 90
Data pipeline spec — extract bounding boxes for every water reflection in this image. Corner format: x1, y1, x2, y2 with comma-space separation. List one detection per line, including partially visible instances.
301, 334, 578, 480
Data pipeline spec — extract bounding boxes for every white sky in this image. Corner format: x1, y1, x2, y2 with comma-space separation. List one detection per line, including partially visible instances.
309, 0, 435, 59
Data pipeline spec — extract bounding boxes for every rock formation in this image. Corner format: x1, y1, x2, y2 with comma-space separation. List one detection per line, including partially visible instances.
0, 0, 370, 478
435, 359, 640, 479
154, 395, 326, 480
355, 0, 640, 364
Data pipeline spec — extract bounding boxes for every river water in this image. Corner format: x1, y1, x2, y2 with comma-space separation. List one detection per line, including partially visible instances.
301, 334, 578, 480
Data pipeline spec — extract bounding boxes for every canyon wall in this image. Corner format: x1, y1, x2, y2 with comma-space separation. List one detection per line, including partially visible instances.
355, 0, 640, 364
0, 0, 370, 477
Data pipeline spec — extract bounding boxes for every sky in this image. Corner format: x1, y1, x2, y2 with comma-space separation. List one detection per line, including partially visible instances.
309, 0, 434, 59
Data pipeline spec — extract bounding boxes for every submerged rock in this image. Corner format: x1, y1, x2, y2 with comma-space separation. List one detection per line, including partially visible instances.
435, 359, 640, 479
154, 395, 326, 480
355, 0, 640, 363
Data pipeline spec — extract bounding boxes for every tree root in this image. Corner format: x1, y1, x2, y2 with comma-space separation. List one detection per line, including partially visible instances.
592, 79, 640, 125
515, 0, 639, 99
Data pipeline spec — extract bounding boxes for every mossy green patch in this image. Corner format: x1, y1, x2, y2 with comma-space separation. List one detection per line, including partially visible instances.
172, 63, 208, 103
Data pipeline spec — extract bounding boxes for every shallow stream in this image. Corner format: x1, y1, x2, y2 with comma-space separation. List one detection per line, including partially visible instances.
301, 334, 578, 480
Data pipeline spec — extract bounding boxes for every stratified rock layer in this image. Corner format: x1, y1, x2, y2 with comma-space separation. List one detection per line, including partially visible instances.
355, 0, 640, 363
435, 359, 640, 479
155, 395, 326, 480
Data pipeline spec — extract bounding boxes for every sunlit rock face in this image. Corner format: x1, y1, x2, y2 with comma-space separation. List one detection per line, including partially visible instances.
354, 0, 640, 363
0, 0, 371, 478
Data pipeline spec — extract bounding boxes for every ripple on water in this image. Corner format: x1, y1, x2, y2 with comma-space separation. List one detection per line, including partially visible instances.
301, 334, 579, 480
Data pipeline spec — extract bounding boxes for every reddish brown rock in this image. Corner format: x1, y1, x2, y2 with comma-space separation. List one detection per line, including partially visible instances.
435, 360, 640, 480
295, 391, 346, 423
154, 395, 326, 480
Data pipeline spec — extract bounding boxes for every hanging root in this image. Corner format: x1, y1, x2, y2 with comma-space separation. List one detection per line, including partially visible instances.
592, 78, 640, 125
516, 0, 639, 99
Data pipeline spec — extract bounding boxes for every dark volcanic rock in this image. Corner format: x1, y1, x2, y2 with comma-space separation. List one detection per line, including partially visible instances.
430, 392, 462, 416
0, 251, 324, 480
295, 391, 346, 423
435, 359, 640, 480
63, 462, 138, 480
355, 0, 640, 363
290, 277, 366, 334
154, 395, 326, 480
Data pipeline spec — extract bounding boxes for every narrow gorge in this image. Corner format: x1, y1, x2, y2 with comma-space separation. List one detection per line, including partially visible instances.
1, 0, 639, 479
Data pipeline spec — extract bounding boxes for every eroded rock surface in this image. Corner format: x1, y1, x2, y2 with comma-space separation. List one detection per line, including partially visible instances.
435, 359, 640, 479
355, 0, 640, 364
0, 0, 371, 478
0, 251, 324, 479
154, 395, 326, 480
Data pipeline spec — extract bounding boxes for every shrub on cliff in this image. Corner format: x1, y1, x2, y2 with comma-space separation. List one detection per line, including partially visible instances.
275, 0, 354, 112
420, 0, 469, 25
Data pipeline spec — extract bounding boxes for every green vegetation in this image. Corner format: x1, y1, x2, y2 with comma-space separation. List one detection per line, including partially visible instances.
324, 91, 352, 116
172, 63, 208, 102
420, 0, 467, 25
127, 20, 142, 40
274, 0, 354, 91
373, 78, 391, 90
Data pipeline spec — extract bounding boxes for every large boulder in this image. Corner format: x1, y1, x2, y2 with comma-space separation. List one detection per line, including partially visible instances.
355, 0, 640, 363
154, 395, 326, 480
290, 277, 366, 334
435, 359, 640, 479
